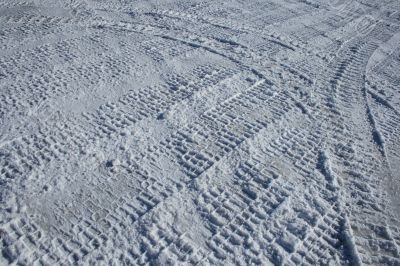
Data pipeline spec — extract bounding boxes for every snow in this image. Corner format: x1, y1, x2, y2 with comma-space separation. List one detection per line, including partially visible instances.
1, 0, 400, 265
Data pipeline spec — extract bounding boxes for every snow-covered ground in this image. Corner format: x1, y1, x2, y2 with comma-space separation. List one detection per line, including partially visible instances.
1, 0, 400, 264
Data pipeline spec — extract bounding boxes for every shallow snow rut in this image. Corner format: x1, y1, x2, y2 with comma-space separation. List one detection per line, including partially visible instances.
1, 0, 400, 265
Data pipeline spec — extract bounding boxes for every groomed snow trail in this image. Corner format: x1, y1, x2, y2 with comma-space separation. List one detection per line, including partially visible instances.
1, 0, 400, 265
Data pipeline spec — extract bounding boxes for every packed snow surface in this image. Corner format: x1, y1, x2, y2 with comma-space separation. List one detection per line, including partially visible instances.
1, 0, 400, 265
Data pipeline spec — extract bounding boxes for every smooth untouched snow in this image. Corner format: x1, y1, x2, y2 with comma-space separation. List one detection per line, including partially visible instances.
0, 0, 400, 265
